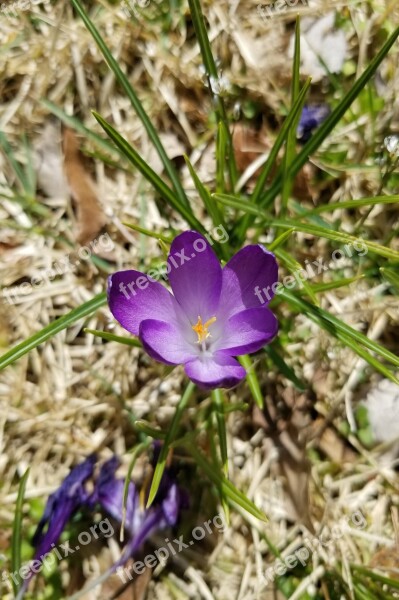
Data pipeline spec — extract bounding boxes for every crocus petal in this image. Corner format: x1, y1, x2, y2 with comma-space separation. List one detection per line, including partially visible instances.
220, 245, 278, 317
89, 457, 138, 533
140, 319, 196, 365
108, 270, 181, 336
32, 455, 96, 561
184, 353, 246, 389
215, 307, 278, 356
167, 231, 222, 323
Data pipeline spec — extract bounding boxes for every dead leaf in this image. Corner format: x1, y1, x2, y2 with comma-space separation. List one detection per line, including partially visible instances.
232, 122, 316, 199
232, 123, 270, 176
62, 127, 106, 246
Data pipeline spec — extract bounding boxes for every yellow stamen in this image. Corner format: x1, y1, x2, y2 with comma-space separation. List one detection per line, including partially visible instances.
192, 315, 217, 344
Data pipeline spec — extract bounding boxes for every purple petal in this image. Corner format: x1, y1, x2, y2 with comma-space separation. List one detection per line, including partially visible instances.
216, 307, 278, 356
140, 319, 196, 365
89, 457, 138, 533
167, 231, 222, 323
32, 455, 96, 561
108, 270, 181, 336
220, 245, 278, 318
185, 353, 246, 389
161, 483, 181, 526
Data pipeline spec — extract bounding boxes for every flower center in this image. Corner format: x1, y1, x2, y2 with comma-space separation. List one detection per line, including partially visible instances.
192, 315, 217, 345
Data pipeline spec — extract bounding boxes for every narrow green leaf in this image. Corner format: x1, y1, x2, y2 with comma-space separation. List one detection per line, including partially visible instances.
70, 0, 189, 209
351, 565, 399, 591
216, 121, 227, 194
280, 289, 399, 373
267, 229, 295, 252
186, 443, 267, 522
123, 222, 172, 244
11, 468, 30, 596
265, 345, 306, 391
187, 0, 237, 188
214, 195, 399, 261
238, 354, 263, 409
211, 389, 228, 476
281, 16, 301, 215
93, 112, 204, 232
0, 293, 107, 371
273, 219, 399, 261
0, 132, 29, 192
251, 78, 311, 206
380, 267, 399, 293
300, 195, 399, 215
310, 274, 365, 293
134, 421, 167, 440
184, 154, 224, 229
84, 328, 141, 348
121, 442, 150, 537
147, 382, 196, 507
274, 247, 319, 305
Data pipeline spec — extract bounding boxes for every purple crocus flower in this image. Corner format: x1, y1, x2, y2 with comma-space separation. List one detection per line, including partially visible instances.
18, 453, 185, 598
108, 231, 278, 389
297, 104, 330, 143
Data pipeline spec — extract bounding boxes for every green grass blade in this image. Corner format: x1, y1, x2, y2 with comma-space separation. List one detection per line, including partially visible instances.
265, 345, 306, 391
11, 468, 30, 596
121, 441, 150, 536
259, 24, 399, 208
214, 195, 399, 261
93, 112, 203, 232
267, 229, 295, 252
211, 389, 228, 476
281, 15, 301, 215
0, 293, 107, 371
274, 247, 319, 305
280, 289, 399, 373
184, 154, 224, 229
0, 132, 29, 192
250, 78, 311, 206
84, 328, 141, 348
299, 195, 399, 215
146, 382, 196, 508
22, 134, 36, 198
187, 0, 237, 188
134, 421, 167, 440
380, 267, 399, 293
70, 0, 189, 209
123, 222, 172, 244
216, 121, 227, 194
238, 354, 263, 409
186, 443, 267, 521
273, 220, 399, 261
310, 274, 365, 294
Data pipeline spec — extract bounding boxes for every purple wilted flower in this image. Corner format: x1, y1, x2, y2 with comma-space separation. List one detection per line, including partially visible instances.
31, 454, 96, 561
108, 231, 278, 389
18, 453, 185, 599
297, 104, 330, 143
